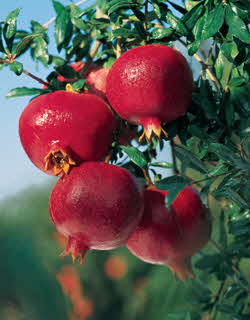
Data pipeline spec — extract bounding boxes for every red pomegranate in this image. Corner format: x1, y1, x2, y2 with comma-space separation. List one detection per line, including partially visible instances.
57, 61, 109, 100
106, 45, 193, 141
19, 91, 116, 176
49, 162, 144, 262
126, 186, 211, 280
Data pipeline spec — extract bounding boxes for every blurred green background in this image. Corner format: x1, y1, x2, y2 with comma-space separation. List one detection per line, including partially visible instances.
1, 182, 249, 320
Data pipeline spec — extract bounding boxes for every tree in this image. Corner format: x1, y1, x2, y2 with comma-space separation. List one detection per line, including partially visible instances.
0, 0, 250, 319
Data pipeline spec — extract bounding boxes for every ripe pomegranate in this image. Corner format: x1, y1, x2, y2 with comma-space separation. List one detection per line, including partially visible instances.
57, 61, 109, 100
126, 186, 211, 280
19, 91, 116, 176
106, 45, 193, 141
49, 161, 144, 262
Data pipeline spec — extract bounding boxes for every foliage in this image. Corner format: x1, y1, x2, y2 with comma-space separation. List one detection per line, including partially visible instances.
0, 0, 249, 319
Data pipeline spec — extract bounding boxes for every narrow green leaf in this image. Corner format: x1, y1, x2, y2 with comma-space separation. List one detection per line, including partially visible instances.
149, 162, 173, 169
182, 1, 204, 30
55, 8, 71, 46
0, 25, 5, 52
200, 5, 225, 40
13, 33, 43, 57
32, 36, 49, 66
72, 79, 86, 92
4, 8, 20, 39
166, 11, 189, 36
152, 3, 161, 19
151, 27, 173, 39
5, 87, 48, 98
187, 40, 201, 55
226, 7, 250, 44
52, 0, 65, 15
193, 11, 207, 41
120, 146, 147, 168
175, 145, 208, 174
9, 61, 23, 75
112, 27, 138, 39
167, 1, 187, 15
107, 1, 138, 16
56, 65, 79, 79
224, 189, 249, 209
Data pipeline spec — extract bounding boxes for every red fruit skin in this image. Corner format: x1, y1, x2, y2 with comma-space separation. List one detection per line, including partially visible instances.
19, 91, 116, 176
106, 45, 193, 132
126, 186, 211, 280
49, 162, 144, 252
57, 62, 109, 100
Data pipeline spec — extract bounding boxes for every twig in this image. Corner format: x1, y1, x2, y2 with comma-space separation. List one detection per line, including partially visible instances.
190, 170, 238, 186
178, 39, 221, 92
170, 139, 179, 175
210, 279, 226, 320
142, 167, 154, 186
23, 69, 48, 86
43, 0, 89, 29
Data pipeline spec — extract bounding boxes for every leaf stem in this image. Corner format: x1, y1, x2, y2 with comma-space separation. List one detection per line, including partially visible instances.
23, 69, 48, 86
210, 279, 226, 320
43, 0, 89, 29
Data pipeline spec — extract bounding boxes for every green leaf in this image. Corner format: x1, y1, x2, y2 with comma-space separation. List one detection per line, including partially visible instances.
0, 25, 5, 52
107, 0, 138, 16
164, 183, 187, 208
5, 87, 48, 98
151, 27, 174, 39
182, 1, 204, 30
187, 40, 201, 55
200, 5, 225, 40
221, 41, 239, 62
70, 4, 86, 29
56, 64, 79, 79
156, 176, 189, 208
13, 33, 43, 57
52, 0, 65, 15
167, 1, 187, 15
9, 61, 23, 75
72, 79, 86, 92
224, 189, 249, 209
193, 5, 224, 41
175, 145, 209, 174
226, 7, 250, 44
152, 3, 161, 19
120, 146, 147, 168
112, 27, 138, 39
149, 162, 173, 169
166, 11, 189, 36
55, 7, 72, 47
4, 8, 20, 39
32, 36, 49, 66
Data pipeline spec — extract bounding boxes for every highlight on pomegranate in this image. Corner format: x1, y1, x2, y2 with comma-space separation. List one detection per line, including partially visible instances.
1, 0, 249, 319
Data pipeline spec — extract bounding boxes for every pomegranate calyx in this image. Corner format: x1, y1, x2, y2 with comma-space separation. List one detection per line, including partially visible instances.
167, 257, 194, 281
60, 237, 89, 264
44, 148, 76, 176
65, 83, 79, 93
138, 117, 168, 143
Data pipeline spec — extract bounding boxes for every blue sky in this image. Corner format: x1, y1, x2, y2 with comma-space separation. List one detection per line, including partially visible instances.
0, 0, 200, 201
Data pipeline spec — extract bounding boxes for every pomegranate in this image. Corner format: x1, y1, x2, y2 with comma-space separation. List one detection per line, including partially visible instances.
57, 61, 109, 100
126, 186, 211, 280
19, 91, 116, 176
49, 161, 144, 262
106, 44, 193, 141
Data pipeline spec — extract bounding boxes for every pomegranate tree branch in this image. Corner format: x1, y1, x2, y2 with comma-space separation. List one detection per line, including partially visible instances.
142, 167, 154, 187
43, 0, 89, 29
190, 170, 238, 186
178, 39, 221, 92
170, 139, 179, 175
23, 69, 48, 86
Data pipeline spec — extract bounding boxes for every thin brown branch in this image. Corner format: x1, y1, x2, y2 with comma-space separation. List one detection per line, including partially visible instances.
0, 58, 9, 64
43, 0, 89, 29
142, 167, 154, 187
23, 69, 48, 86
178, 39, 221, 92
190, 170, 238, 186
